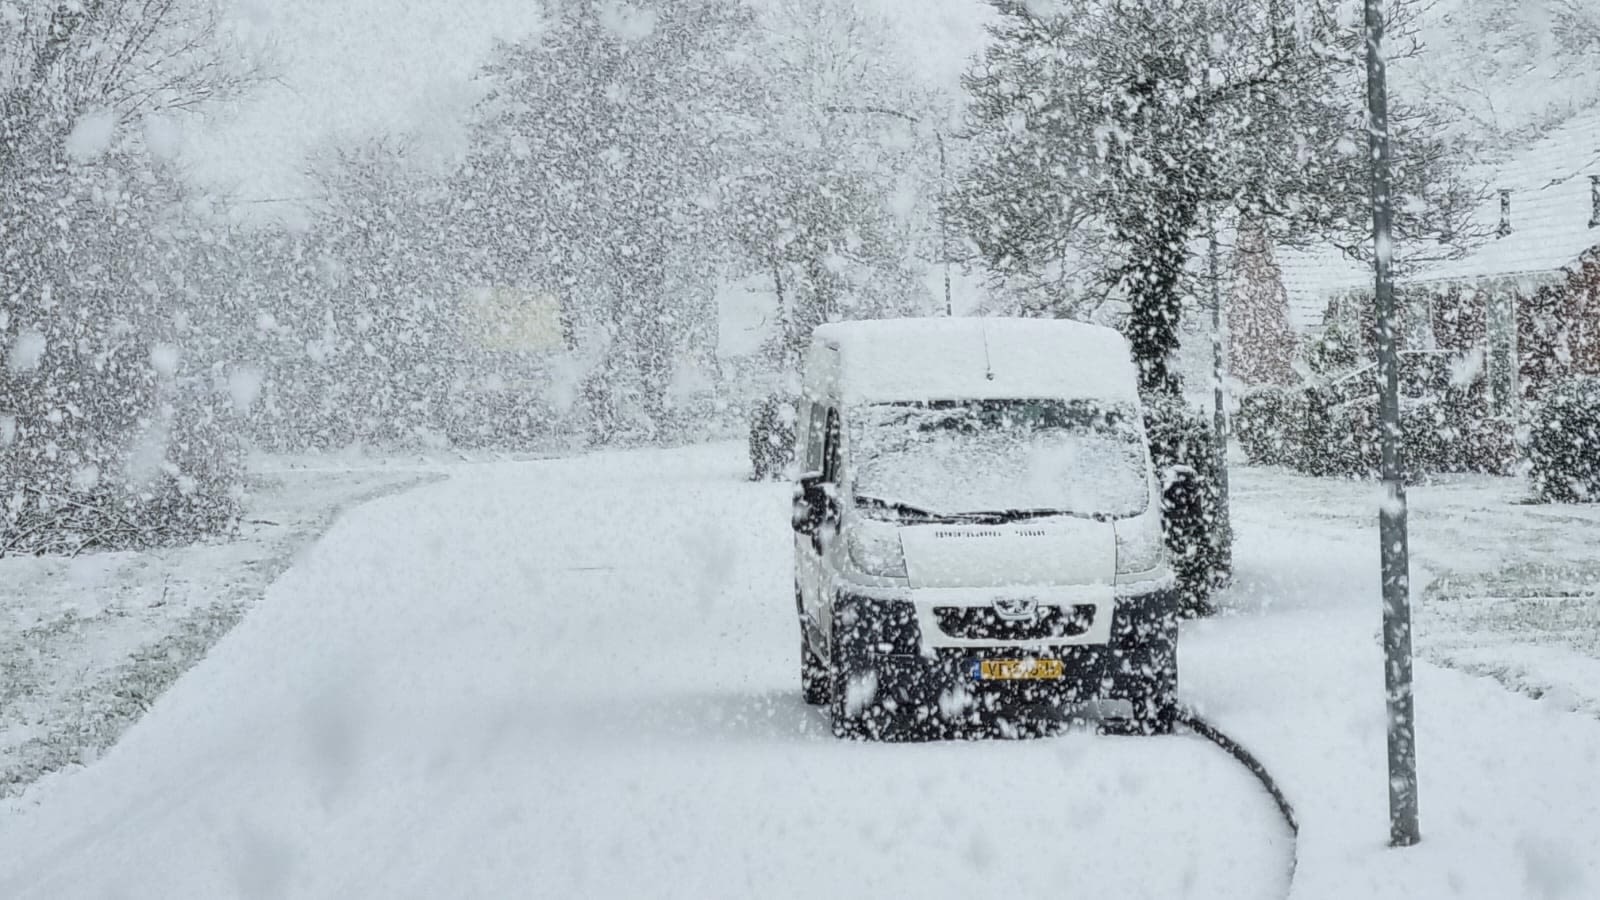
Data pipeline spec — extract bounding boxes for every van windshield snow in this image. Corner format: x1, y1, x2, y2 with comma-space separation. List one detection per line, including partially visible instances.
850, 399, 1150, 520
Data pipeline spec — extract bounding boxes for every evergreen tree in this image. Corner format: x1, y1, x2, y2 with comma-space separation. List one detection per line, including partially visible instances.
1228, 221, 1298, 386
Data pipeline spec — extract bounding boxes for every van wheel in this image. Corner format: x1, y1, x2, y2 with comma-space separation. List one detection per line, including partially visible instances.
828, 629, 875, 739
1130, 619, 1179, 735
1130, 689, 1178, 735
801, 633, 829, 706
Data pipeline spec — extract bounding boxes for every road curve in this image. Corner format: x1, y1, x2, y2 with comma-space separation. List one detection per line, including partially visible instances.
0, 444, 1291, 899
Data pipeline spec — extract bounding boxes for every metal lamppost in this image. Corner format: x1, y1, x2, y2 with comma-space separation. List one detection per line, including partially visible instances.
937, 129, 952, 316
1207, 219, 1232, 568
1364, 0, 1421, 848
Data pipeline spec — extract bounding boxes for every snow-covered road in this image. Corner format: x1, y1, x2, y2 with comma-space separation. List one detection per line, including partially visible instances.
0, 444, 1290, 899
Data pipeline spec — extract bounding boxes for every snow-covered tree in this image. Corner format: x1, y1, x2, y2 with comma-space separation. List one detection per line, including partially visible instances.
730, 0, 942, 371
299, 137, 465, 446
954, 0, 1479, 399
1, 2, 260, 551
1418, 0, 1600, 156
1555, 0, 1600, 57
1229, 222, 1298, 386
456, 0, 758, 438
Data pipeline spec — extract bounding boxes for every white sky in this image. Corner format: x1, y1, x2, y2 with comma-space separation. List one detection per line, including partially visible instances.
180, 0, 994, 218
182, 0, 548, 214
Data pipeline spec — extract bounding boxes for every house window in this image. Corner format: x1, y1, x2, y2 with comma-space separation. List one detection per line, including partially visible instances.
1405, 292, 1436, 350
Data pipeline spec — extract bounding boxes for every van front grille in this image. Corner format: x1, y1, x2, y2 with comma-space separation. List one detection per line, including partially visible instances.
932, 605, 1096, 641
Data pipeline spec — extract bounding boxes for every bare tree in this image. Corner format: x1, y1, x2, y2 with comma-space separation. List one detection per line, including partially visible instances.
1, 1, 264, 551
1554, 0, 1600, 59
1, 0, 260, 177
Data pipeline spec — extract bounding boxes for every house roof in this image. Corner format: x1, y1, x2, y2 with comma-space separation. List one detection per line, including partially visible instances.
1274, 246, 1369, 332
1415, 107, 1600, 286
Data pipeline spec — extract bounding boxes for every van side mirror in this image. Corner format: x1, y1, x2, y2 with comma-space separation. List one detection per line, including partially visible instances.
792, 472, 831, 534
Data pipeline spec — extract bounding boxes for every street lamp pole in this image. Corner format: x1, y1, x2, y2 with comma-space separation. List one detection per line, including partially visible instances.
1207, 217, 1232, 573
1364, 0, 1421, 848
937, 130, 951, 316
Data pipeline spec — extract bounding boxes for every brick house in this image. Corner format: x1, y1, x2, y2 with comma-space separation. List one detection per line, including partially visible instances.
1409, 108, 1600, 412
1235, 107, 1600, 413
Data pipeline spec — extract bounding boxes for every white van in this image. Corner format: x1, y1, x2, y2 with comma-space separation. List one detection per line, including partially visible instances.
790, 317, 1180, 739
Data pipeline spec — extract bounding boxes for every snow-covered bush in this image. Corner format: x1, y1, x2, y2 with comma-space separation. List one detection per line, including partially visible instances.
0, 374, 243, 557
147, 381, 246, 541
1454, 415, 1518, 475
1145, 396, 1231, 615
1308, 396, 1512, 480
747, 394, 796, 480
1250, 351, 1515, 480
1528, 377, 1600, 502
1236, 387, 1301, 465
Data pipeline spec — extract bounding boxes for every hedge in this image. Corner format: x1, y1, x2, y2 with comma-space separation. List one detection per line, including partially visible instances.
1528, 376, 1600, 502
1145, 395, 1231, 616
1237, 352, 1516, 480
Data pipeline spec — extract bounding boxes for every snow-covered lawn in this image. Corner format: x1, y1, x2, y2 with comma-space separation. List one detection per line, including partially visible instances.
1225, 467, 1600, 716
1, 445, 1596, 898
0, 464, 437, 798
1188, 467, 1600, 898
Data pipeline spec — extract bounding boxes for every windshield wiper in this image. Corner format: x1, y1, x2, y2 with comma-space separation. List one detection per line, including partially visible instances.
853, 495, 1004, 524
961, 508, 1113, 523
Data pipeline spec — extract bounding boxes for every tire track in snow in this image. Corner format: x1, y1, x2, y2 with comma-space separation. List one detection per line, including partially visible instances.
1176, 709, 1299, 894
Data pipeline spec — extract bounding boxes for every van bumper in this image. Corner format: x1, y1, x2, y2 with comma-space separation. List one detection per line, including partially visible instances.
831, 586, 1177, 736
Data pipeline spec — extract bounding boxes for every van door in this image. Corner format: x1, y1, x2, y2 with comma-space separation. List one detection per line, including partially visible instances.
795, 404, 841, 646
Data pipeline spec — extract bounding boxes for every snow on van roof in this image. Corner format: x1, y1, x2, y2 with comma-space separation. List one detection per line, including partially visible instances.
811, 317, 1141, 405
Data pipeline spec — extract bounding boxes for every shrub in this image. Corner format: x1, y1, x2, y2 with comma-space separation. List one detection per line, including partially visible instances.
1453, 415, 1517, 475
1271, 350, 1516, 480
0, 378, 243, 557
1236, 387, 1291, 465
147, 380, 247, 541
747, 394, 795, 480
1145, 395, 1231, 616
1528, 377, 1600, 502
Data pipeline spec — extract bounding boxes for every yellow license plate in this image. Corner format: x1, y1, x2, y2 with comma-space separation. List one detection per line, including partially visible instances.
976, 659, 1065, 681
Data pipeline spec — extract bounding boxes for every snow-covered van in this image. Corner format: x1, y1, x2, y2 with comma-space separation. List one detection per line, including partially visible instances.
791, 317, 1178, 739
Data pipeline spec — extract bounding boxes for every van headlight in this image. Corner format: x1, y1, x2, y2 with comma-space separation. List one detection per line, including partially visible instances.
846, 520, 907, 578
1115, 516, 1166, 576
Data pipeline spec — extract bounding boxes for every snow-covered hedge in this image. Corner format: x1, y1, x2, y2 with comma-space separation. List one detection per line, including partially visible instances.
1237, 353, 1517, 480
0, 377, 243, 557
1528, 376, 1600, 503
1145, 396, 1231, 615
1236, 387, 1304, 466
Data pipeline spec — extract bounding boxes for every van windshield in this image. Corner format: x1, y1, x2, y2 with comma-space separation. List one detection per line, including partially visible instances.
849, 399, 1150, 520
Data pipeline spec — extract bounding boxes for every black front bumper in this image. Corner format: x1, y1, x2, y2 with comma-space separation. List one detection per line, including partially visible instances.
830, 587, 1177, 738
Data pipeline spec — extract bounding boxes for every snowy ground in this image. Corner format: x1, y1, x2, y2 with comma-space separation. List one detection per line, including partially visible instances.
0, 445, 1596, 898
0, 445, 1289, 899
1223, 467, 1600, 716
0, 463, 438, 798
1188, 466, 1600, 899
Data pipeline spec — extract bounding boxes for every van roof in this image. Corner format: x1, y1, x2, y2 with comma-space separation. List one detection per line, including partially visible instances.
810, 317, 1141, 405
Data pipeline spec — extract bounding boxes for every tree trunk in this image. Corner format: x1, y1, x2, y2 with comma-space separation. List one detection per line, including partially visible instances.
1120, 191, 1199, 399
